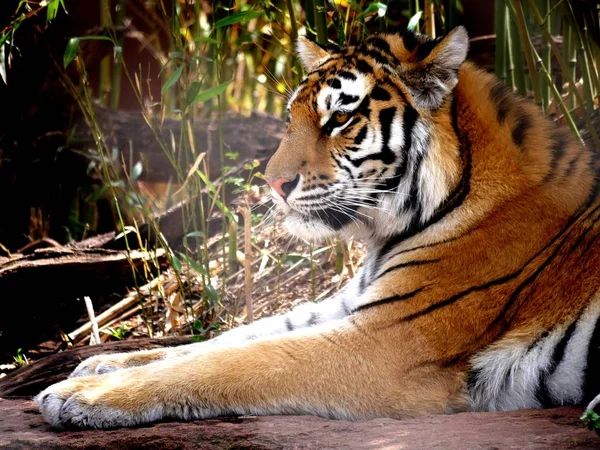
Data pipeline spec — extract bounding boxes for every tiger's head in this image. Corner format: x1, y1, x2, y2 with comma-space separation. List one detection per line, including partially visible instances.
265, 27, 469, 242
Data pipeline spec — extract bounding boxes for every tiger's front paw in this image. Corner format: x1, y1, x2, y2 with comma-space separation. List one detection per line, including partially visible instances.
35, 375, 155, 429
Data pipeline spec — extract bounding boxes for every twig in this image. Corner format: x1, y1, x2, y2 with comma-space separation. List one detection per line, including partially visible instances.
83, 296, 101, 345
242, 205, 253, 323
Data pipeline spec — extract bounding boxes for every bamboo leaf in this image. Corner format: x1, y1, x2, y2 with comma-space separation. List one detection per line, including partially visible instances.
46, 0, 65, 22
194, 36, 218, 44
130, 161, 143, 182
356, 2, 387, 19
185, 81, 202, 107
64, 36, 113, 68
193, 81, 231, 103
63, 38, 79, 68
215, 10, 263, 28
161, 65, 184, 95
407, 11, 423, 32
0, 44, 6, 85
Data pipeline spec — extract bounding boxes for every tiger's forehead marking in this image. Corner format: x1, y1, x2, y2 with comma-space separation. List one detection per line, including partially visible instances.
288, 57, 374, 122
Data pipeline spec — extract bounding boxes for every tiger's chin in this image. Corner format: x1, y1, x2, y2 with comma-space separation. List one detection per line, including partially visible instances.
282, 212, 338, 242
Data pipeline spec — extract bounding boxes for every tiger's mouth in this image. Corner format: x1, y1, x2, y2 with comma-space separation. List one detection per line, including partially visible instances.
272, 184, 368, 241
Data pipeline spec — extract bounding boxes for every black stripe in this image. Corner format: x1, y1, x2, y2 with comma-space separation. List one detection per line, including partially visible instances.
512, 113, 531, 147
329, 78, 342, 89
356, 59, 373, 74
371, 86, 391, 101
536, 318, 579, 407
339, 93, 360, 105
307, 312, 320, 326
405, 139, 429, 212
341, 299, 351, 316
401, 31, 419, 52
415, 37, 441, 60
378, 107, 398, 165
285, 317, 294, 331
364, 49, 391, 66
338, 70, 357, 81
358, 268, 369, 294
354, 125, 368, 145
384, 105, 419, 191
396, 272, 520, 324
349, 107, 397, 168
354, 287, 426, 312
543, 130, 569, 182
583, 313, 600, 403
367, 37, 392, 55
489, 82, 512, 124
375, 259, 439, 281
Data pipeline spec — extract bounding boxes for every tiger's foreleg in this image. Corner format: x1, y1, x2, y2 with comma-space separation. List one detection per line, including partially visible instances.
70, 275, 360, 377
36, 318, 467, 429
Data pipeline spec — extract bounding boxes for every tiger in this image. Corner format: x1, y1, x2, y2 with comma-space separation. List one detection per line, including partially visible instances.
35, 26, 600, 429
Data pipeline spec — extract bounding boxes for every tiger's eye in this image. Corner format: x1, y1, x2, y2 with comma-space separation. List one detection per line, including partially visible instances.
333, 111, 350, 124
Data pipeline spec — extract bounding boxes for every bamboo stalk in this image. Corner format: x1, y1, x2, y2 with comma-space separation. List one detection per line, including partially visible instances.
506, 11, 515, 89
99, 0, 111, 104
526, 0, 599, 147
286, 0, 298, 42
445, 0, 457, 32
565, 16, 578, 110
537, 0, 551, 111
495, 0, 508, 82
510, 0, 543, 107
110, 0, 126, 109
425, 0, 436, 37
567, 2, 600, 104
313, 0, 328, 46
242, 206, 253, 323
508, 11, 527, 96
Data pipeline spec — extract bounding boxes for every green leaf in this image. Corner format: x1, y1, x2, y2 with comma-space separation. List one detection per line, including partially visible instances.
184, 231, 204, 238
194, 36, 218, 44
0, 44, 6, 85
193, 80, 231, 103
356, 2, 387, 19
171, 253, 182, 272
178, 252, 207, 276
63, 38, 79, 68
407, 11, 423, 32
185, 81, 203, 107
130, 161, 143, 182
204, 283, 219, 302
64, 35, 112, 69
47, 0, 63, 21
215, 10, 263, 28
161, 65, 184, 95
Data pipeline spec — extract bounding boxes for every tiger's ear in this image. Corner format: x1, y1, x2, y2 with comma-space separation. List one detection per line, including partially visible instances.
296, 36, 331, 72
401, 26, 469, 109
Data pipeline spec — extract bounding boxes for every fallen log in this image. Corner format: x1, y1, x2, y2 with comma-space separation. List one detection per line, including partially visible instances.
0, 336, 192, 397
0, 248, 166, 355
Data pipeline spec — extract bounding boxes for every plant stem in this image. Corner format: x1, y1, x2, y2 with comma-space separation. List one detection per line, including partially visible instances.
495, 0, 508, 82
510, 0, 543, 108
508, 12, 526, 96
313, 0, 328, 46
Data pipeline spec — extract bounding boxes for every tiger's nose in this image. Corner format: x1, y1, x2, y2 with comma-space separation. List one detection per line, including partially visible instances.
267, 174, 300, 199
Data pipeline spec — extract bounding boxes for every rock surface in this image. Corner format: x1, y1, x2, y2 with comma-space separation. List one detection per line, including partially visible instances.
0, 399, 598, 449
